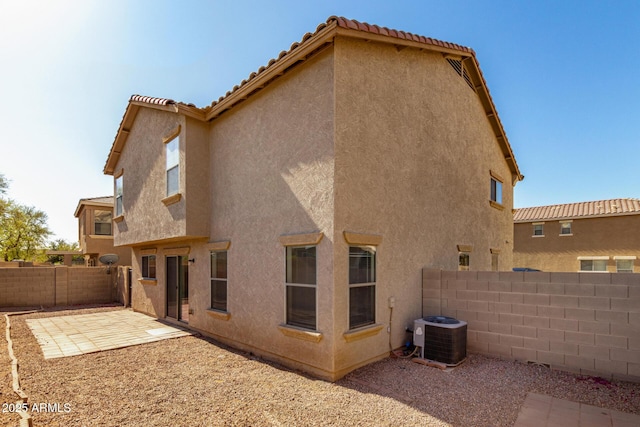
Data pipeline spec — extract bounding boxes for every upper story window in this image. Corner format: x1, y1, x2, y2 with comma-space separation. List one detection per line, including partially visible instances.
614, 256, 635, 273
489, 171, 504, 210
579, 256, 608, 272
490, 177, 502, 204
349, 246, 376, 330
115, 175, 123, 217
166, 136, 179, 197
285, 245, 317, 330
560, 221, 572, 236
533, 223, 544, 237
94, 210, 112, 235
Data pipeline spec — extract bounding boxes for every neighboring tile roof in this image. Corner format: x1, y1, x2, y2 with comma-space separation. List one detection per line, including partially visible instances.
79, 196, 113, 204
74, 196, 114, 217
514, 198, 640, 222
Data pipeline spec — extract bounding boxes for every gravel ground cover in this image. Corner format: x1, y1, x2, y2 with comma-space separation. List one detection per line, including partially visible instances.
2, 305, 639, 427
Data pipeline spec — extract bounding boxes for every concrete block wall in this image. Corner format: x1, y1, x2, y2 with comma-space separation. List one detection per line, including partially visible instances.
67, 267, 113, 305
423, 269, 640, 382
0, 267, 56, 306
0, 267, 114, 307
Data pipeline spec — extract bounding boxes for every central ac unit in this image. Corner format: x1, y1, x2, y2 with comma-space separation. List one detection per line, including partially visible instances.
413, 316, 467, 365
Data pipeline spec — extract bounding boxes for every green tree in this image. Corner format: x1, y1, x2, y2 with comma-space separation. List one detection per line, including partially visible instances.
47, 238, 81, 264
0, 200, 52, 261
0, 173, 7, 194
0, 173, 8, 215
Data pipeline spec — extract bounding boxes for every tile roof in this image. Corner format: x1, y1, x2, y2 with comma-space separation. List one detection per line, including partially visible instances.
79, 196, 113, 204
204, 16, 475, 111
124, 17, 477, 113
129, 95, 175, 106
74, 196, 114, 217
105, 16, 521, 180
514, 198, 640, 222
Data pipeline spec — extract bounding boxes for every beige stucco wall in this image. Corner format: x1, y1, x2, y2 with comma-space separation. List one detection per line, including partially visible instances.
120, 38, 517, 380
202, 47, 335, 378
112, 109, 209, 246
77, 204, 132, 266
331, 37, 516, 374
514, 215, 640, 272
128, 48, 337, 378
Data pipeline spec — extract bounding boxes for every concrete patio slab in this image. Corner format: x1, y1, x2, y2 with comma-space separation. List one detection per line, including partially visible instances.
26, 310, 192, 359
514, 392, 640, 427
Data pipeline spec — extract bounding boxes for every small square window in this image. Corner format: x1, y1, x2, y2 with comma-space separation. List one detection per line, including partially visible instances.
533, 224, 544, 236
94, 210, 112, 235
142, 255, 156, 279
616, 259, 634, 273
560, 222, 572, 235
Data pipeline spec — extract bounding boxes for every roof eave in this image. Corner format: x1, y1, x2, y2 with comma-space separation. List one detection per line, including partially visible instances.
73, 199, 114, 218
204, 20, 338, 122
460, 57, 522, 183
103, 100, 186, 175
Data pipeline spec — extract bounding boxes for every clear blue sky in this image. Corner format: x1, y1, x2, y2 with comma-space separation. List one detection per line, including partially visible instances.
1, 0, 638, 243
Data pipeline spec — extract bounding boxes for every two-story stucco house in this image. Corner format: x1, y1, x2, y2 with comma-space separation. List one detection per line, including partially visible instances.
74, 196, 132, 267
103, 16, 522, 380
514, 198, 640, 273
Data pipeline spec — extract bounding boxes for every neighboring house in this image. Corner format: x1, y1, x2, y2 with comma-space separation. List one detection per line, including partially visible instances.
103, 16, 522, 380
514, 198, 640, 272
74, 196, 131, 267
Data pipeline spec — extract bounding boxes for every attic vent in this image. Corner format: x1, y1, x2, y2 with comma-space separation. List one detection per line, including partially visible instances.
446, 58, 475, 91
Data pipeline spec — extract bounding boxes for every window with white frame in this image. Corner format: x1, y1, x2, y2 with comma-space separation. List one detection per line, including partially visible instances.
349, 246, 376, 330
560, 221, 572, 235
142, 255, 156, 279
579, 256, 608, 272
533, 223, 544, 236
94, 210, 112, 235
285, 246, 317, 330
166, 136, 179, 197
210, 251, 228, 311
614, 256, 635, 273
115, 175, 123, 217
